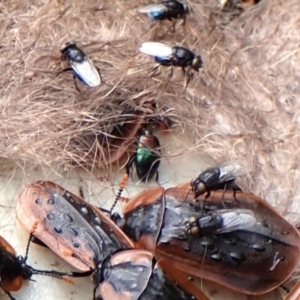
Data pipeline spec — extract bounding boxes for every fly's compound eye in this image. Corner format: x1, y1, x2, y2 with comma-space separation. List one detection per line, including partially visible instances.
186, 217, 199, 235
192, 181, 206, 197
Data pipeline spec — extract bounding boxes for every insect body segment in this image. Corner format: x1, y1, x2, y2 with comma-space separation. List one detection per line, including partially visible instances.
137, 1, 188, 21
140, 42, 202, 71
94, 249, 201, 300
127, 129, 161, 182
17, 181, 133, 273
17, 182, 205, 300
61, 42, 101, 88
191, 160, 251, 199
0, 235, 81, 300
116, 186, 300, 295
187, 209, 256, 236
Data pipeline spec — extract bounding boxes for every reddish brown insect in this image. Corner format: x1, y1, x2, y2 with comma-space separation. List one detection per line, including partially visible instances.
112, 185, 300, 295
17, 181, 134, 272
95, 249, 208, 300
17, 181, 208, 300
0, 235, 78, 300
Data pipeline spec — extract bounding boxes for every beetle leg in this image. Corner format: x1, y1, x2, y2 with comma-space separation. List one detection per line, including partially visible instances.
150, 64, 161, 77
183, 68, 192, 91
23, 220, 39, 261
142, 21, 158, 36
79, 179, 85, 199
126, 153, 136, 179
5, 292, 16, 300
73, 74, 81, 93
171, 19, 177, 33
181, 16, 186, 30
56, 67, 72, 77
155, 170, 160, 184
221, 185, 227, 208
200, 190, 211, 211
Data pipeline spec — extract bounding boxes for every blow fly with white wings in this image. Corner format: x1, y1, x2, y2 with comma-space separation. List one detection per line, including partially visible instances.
60, 42, 101, 88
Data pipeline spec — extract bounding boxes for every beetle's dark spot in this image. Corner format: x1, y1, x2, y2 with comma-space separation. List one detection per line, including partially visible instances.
54, 227, 62, 234
64, 214, 74, 222
69, 227, 78, 236
47, 198, 55, 205
47, 213, 55, 220
73, 242, 80, 248
35, 198, 42, 205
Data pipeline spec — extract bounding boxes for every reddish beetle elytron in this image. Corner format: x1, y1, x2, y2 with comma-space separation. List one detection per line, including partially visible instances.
17, 181, 207, 300
95, 249, 208, 300
17, 181, 133, 272
112, 186, 300, 295
0, 235, 79, 300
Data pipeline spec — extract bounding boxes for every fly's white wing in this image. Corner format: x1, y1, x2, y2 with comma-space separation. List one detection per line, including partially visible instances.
70, 57, 101, 87
216, 209, 256, 233
219, 0, 228, 9
137, 3, 167, 14
217, 160, 251, 183
140, 42, 173, 58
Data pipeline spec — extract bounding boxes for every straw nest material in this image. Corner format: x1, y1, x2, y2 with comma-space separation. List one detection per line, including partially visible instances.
1, 0, 300, 219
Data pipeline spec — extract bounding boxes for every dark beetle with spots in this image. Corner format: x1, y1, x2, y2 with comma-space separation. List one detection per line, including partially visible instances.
112, 185, 300, 295
17, 181, 206, 300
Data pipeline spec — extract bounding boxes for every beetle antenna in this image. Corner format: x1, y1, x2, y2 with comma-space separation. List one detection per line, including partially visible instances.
24, 220, 39, 261
24, 234, 32, 262
110, 174, 128, 215
30, 266, 93, 281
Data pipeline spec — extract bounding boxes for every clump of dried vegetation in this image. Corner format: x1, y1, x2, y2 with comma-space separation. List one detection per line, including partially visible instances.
0, 0, 300, 218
